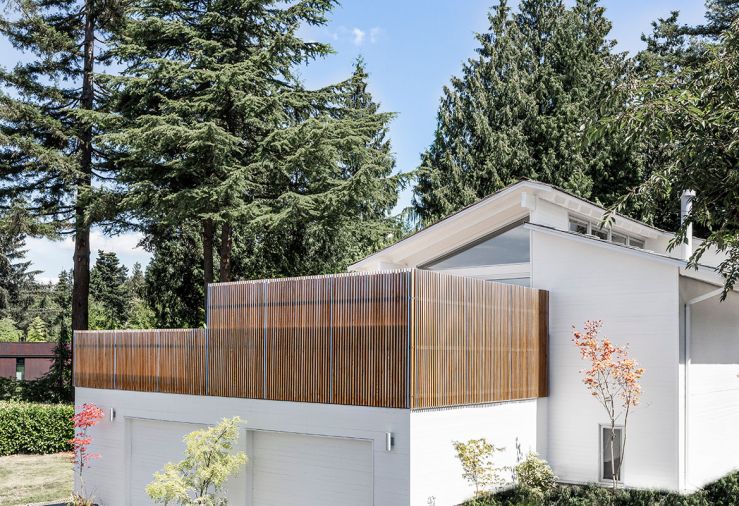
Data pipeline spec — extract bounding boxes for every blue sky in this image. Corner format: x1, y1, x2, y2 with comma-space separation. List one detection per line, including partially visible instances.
11, 0, 707, 281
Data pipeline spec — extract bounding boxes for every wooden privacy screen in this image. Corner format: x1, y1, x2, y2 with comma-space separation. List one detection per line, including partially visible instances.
74, 270, 547, 409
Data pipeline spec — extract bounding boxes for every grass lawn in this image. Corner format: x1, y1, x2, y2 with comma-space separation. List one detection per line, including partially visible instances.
0, 453, 72, 506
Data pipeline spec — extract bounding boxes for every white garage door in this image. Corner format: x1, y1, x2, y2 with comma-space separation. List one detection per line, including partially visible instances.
252, 431, 373, 506
128, 419, 204, 505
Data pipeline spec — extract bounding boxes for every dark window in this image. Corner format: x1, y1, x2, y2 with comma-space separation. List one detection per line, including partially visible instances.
423, 222, 530, 269
16, 358, 25, 381
602, 426, 623, 482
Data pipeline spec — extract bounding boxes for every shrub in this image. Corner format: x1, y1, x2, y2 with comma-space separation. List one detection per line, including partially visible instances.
453, 438, 506, 497
514, 452, 556, 498
0, 401, 74, 455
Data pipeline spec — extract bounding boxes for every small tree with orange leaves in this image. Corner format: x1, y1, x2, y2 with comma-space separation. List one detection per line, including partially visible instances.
573, 321, 645, 490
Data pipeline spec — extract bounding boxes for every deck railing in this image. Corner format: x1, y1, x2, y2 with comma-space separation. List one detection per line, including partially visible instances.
74, 269, 548, 409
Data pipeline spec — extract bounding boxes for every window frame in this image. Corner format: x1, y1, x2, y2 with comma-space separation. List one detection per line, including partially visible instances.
568, 214, 646, 250
599, 424, 625, 484
420, 218, 531, 270
15, 358, 25, 381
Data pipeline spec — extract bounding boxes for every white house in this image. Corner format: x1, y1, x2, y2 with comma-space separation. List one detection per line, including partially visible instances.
74, 180, 739, 506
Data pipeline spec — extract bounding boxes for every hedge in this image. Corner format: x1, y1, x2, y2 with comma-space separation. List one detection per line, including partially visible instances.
470, 471, 739, 505
0, 401, 74, 455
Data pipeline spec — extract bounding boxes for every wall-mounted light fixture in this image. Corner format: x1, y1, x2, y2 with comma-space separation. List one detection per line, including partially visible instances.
109, 408, 116, 422
385, 432, 394, 452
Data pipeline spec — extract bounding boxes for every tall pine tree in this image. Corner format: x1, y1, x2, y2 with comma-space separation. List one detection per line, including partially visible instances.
0, 0, 124, 331
104, 0, 401, 300
412, 0, 638, 225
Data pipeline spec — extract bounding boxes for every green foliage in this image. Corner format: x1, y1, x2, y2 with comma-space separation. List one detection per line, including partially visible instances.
468, 470, 739, 505
90, 251, 130, 329
0, 317, 21, 342
453, 438, 505, 497
26, 316, 49, 342
0, 401, 74, 455
602, 18, 739, 298
514, 452, 556, 499
412, 0, 640, 226
146, 417, 247, 505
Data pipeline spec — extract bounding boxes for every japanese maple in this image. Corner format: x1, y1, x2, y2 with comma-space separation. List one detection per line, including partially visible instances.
70, 403, 105, 505
573, 321, 645, 490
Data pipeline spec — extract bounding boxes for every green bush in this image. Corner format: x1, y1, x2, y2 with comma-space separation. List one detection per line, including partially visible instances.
469, 470, 739, 505
0, 401, 74, 455
514, 452, 556, 499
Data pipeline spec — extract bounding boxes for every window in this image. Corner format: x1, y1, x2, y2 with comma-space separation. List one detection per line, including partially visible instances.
15, 358, 25, 381
568, 215, 646, 250
423, 221, 530, 270
601, 426, 624, 482
486, 277, 531, 287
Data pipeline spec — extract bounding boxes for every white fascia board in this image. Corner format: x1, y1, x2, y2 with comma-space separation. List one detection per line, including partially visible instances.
525, 223, 686, 268
679, 267, 735, 292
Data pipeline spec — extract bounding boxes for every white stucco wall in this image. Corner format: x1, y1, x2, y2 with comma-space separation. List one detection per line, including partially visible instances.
681, 279, 739, 489
532, 231, 681, 491
75, 388, 411, 506
409, 399, 543, 506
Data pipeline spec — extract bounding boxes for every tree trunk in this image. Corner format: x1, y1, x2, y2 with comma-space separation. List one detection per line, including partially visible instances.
610, 422, 617, 490
203, 218, 215, 308
219, 222, 232, 282
71, 0, 96, 333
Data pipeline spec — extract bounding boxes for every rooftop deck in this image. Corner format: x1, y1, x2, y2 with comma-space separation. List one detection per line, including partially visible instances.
74, 269, 548, 409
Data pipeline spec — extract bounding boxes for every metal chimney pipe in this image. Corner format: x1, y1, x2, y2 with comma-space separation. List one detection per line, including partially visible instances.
680, 190, 696, 260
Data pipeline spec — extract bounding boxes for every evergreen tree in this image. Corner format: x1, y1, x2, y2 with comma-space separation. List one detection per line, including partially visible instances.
26, 316, 48, 342
0, 212, 40, 332
0, 318, 21, 342
90, 251, 129, 328
0, 0, 124, 332
144, 226, 205, 328
412, 0, 639, 225
231, 57, 402, 278
103, 0, 401, 302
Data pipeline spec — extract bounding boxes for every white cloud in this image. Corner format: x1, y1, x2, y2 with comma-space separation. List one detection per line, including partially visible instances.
370, 27, 382, 44
352, 27, 366, 46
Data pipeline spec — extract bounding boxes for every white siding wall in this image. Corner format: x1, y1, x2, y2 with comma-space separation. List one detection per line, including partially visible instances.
682, 279, 739, 488
75, 388, 410, 506
409, 399, 543, 506
532, 232, 681, 491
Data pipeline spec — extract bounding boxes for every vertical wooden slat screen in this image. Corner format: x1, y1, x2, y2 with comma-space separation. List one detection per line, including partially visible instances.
207, 282, 265, 399
74, 331, 115, 389
74, 329, 205, 394
411, 270, 548, 409
331, 272, 409, 408
74, 269, 548, 409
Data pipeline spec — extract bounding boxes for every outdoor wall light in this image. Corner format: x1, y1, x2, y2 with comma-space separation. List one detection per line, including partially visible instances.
109, 407, 116, 422
385, 432, 394, 452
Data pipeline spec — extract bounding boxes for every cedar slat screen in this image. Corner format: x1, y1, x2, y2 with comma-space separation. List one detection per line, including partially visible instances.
74, 270, 548, 409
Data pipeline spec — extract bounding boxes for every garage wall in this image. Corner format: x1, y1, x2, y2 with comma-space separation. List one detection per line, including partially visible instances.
409, 399, 543, 506
532, 231, 680, 491
75, 387, 410, 506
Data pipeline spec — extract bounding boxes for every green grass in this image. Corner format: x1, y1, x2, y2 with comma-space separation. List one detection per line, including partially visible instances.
466, 471, 739, 505
0, 453, 72, 506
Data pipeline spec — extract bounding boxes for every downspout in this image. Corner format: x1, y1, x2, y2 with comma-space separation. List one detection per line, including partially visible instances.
683, 287, 722, 491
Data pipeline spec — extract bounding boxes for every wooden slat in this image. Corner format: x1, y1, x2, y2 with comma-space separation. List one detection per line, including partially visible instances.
411, 270, 548, 409
73, 269, 548, 410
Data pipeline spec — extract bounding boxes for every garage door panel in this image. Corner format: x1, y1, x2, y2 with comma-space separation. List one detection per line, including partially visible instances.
128, 419, 204, 506
252, 431, 373, 506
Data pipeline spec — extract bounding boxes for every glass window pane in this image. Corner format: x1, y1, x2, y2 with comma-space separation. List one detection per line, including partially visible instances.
592, 227, 608, 240
569, 218, 589, 235
611, 233, 628, 245
487, 277, 531, 287
629, 237, 645, 249
602, 427, 623, 481
424, 224, 530, 269
16, 358, 24, 381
